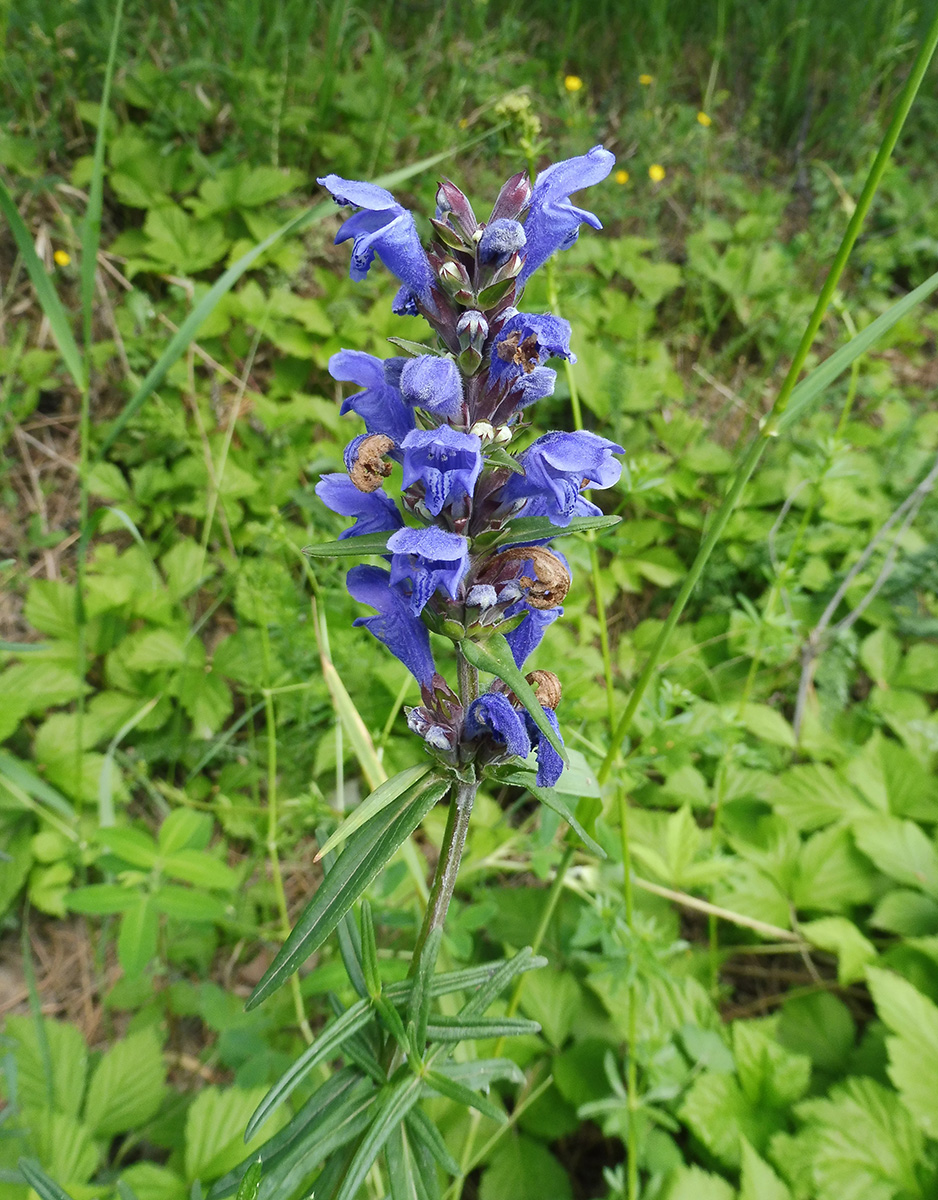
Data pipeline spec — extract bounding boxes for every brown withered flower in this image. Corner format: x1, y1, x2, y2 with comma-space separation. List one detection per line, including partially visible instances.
348, 434, 395, 493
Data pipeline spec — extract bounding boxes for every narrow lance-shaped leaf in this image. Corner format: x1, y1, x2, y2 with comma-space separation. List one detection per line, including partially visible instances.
247, 776, 448, 1011
493, 767, 605, 857
315, 764, 432, 860
245, 1002, 373, 1140
333, 1075, 424, 1200
459, 634, 567, 761
425, 1015, 541, 1042
496, 512, 621, 544
304, 530, 397, 559
423, 1070, 506, 1123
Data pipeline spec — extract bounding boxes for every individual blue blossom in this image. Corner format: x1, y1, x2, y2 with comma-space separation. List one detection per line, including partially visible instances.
402, 426, 482, 516
329, 350, 415, 445
504, 602, 563, 668
524, 707, 564, 786
347, 565, 435, 685
318, 174, 435, 306
387, 526, 470, 614
478, 218, 526, 267
400, 355, 464, 422
518, 145, 615, 284
315, 474, 404, 538
464, 693, 531, 760
490, 312, 574, 408
503, 430, 624, 526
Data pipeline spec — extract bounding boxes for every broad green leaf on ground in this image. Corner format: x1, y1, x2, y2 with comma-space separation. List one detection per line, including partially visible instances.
517, 966, 582, 1047
479, 1134, 573, 1200
740, 1138, 791, 1200
4, 1016, 87, 1118
801, 917, 877, 984
853, 816, 938, 897
792, 1076, 923, 1200
663, 1166, 735, 1200
84, 1026, 166, 1137
733, 1020, 810, 1110
247, 776, 448, 1009
185, 1086, 288, 1184
867, 967, 938, 1138
769, 764, 874, 831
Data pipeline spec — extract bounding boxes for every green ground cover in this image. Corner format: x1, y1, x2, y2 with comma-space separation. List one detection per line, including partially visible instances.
3, 2, 938, 1198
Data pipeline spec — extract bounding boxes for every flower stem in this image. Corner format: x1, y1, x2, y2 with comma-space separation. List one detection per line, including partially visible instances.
411, 646, 479, 970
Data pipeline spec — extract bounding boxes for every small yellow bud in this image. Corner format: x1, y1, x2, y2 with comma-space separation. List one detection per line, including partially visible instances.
564, 75, 584, 93
614, 169, 630, 185
639, 74, 653, 86
697, 110, 712, 127
648, 163, 666, 182
53, 249, 71, 266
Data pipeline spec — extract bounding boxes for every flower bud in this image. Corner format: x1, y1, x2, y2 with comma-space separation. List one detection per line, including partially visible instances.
469, 420, 496, 443
493, 425, 513, 445
490, 171, 533, 222
456, 310, 489, 352
436, 179, 478, 237
437, 259, 471, 292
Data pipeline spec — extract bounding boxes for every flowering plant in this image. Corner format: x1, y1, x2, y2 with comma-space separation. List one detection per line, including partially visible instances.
240, 147, 620, 1200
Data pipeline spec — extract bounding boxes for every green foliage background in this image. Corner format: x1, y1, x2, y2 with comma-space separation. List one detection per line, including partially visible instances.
3, 1, 938, 1198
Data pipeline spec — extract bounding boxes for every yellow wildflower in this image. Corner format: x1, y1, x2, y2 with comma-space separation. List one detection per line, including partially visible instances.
639, 74, 653, 86
697, 111, 712, 127
615, 169, 629, 185
564, 75, 584, 93
458, 117, 469, 129
53, 249, 71, 266
648, 164, 666, 182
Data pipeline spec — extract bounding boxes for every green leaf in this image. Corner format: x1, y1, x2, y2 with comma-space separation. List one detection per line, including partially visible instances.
85, 1026, 166, 1137
517, 967, 582, 1048
245, 1004, 375, 1140
793, 1076, 923, 1200
424, 1069, 505, 1122
867, 967, 938, 1138
97, 825, 159, 869
315, 765, 433, 859
152, 886, 227, 922
333, 1075, 423, 1200
158, 809, 213, 854
5, 1015, 87, 1118
479, 1135, 572, 1200
162, 850, 238, 891
769, 764, 873, 831
853, 815, 938, 897
67, 883, 135, 915
17, 1158, 77, 1200
492, 768, 604, 857
801, 917, 876, 985
870, 888, 938, 936
496, 513, 621, 545
734, 1020, 810, 1109
247, 776, 448, 1010
234, 1162, 261, 1200
185, 1086, 287, 1184
118, 894, 158, 977
424, 1015, 540, 1042
777, 993, 855, 1071
459, 635, 566, 762
485, 446, 524, 474
303, 531, 395, 558
0, 750, 76, 820
739, 1138, 791, 1200
662, 1167, 734, 1200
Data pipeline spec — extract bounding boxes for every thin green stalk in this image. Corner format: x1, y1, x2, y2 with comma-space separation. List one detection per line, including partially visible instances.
262, 683, 313, 1044
599, 14, 938, 788
618, 786, 639, 1200
505, 843, 574, 1019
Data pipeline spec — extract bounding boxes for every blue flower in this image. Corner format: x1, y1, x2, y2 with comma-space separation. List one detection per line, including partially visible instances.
402, 426, 482, 516
387, 526, 470, 614
519, 146, 615, 284
400, 355, 464, 422
523, 707, 564, 787
318, 174, 435, 305
490, 311, 574, 408
315, 474, 404, 538
347, 565, 435, 685
504, 603, 563, 668
478, 218, 527, 267
329, 350, 416, 446
503, 430, 624, 526
465, 693, 531, 760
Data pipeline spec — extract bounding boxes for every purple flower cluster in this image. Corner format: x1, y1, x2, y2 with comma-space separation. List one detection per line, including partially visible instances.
315, 148, 623, 787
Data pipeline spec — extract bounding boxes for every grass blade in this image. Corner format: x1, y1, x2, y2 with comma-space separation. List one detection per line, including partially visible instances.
247, 776, 449, 1010
0, 182, 84, 390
